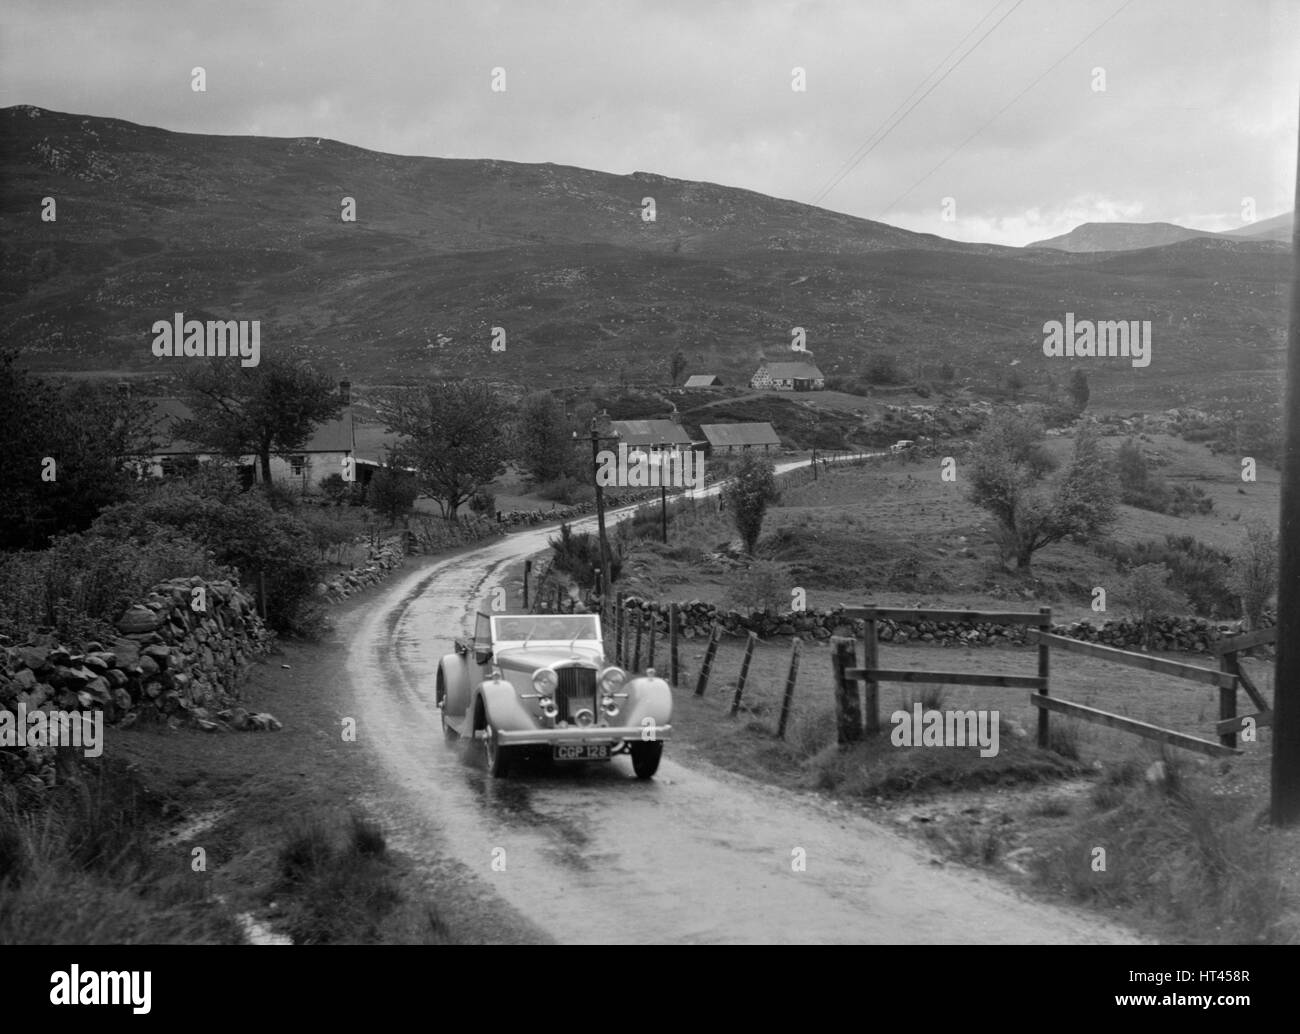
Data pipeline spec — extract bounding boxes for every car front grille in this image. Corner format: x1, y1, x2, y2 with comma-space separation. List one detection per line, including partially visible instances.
555, 666, 597, 723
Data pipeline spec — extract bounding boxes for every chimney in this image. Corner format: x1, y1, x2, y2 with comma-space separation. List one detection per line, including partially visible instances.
339, 380, 351, 405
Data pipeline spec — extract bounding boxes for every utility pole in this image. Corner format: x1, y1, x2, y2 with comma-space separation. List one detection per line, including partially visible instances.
590, 418, 612, 605
1272, 103, 1300, 827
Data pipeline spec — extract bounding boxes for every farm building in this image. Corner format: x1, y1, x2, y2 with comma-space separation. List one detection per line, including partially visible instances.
135, 383, 359, 492
608, 419, 698, 454
700, 422, 782, 453
750, 359, 826, 391
683, 374, 723, 388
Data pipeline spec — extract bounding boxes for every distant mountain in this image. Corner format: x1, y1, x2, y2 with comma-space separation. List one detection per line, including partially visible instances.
1026, 221, 1214, 252
1219, 210, 1293, 242
1028, 212, 1293, 252
0, 106, 1289, 402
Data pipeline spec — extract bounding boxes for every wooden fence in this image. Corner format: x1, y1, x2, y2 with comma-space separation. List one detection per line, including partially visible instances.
838, 605, 1248, 759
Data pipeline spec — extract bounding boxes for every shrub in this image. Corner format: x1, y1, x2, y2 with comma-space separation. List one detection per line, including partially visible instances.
1124, 563, 1189, 648
365, 467, 418, 525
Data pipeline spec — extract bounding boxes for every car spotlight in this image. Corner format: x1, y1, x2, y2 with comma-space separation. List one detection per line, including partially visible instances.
540, 696, 559, 719
574, 708, 595, 728
601, 696, 620, 717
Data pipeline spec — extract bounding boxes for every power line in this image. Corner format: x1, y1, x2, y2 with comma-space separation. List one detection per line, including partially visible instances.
806, 0, 1008, 205
809, 0, 1025, 208
877, 0, 1137, 220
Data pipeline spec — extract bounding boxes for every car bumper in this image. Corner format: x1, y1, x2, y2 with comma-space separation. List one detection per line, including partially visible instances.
496, 723, 671, 747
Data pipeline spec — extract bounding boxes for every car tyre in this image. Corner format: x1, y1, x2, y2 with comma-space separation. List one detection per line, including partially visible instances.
483, 722, 511, 777
630, 741, 663, 779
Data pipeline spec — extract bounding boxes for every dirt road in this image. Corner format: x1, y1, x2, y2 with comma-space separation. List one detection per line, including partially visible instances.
344, 475, 1139, 944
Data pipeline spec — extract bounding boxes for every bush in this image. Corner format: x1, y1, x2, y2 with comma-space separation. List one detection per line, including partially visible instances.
535, 477, 587, 505
1096, 535, 1235, 618
1125, 563, 1189, 648
0, 529, 227, 641
863, 354, 905, 386
319, 473, 349, 505
468, 489, 495, 515
365, 467, 418, 525
546, 523, 622, 589
87, 481, 324, 636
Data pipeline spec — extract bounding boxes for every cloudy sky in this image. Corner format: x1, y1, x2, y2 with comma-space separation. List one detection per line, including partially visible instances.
2, 0, 1296, 245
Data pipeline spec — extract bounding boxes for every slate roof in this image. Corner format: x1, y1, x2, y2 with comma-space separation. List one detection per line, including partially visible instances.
142, 398, 355, 456
700, 422, 782, 448
758, 361, 825, 381
683, 374, 722, 387
608, 419, 695, 447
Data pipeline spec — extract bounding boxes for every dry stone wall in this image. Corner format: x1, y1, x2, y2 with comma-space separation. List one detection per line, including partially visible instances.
616, 596, 1267, 653
1, 576, 273, 793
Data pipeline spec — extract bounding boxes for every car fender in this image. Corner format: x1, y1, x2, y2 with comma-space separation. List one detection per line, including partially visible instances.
476, 676, 536, 733
621, 674, 673, 736
438, 654, 469, 717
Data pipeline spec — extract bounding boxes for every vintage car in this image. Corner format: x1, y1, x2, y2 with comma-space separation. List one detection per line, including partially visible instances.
436, 612, 672, 779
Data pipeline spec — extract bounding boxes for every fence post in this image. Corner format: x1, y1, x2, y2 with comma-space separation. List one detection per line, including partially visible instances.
647, 608, 657, 673
632, 612, 643, 672
776, 638, 802, 739
523, 559, 531, 609
730, 632, 758, 717
1220, 649, 1240, 749
831, 637, 862, 745
615, 593, 625, 665
695, 623, 720, 697
1037, 607, 1052, 749
862, 610, 879, 735
669, 603, 680, 687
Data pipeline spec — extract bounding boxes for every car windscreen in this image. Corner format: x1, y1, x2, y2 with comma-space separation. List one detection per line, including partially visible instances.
492, 615, 601, 642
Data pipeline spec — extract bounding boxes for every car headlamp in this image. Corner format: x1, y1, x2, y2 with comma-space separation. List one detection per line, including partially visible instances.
599, 667, 626, 693
532, 668, 558, 693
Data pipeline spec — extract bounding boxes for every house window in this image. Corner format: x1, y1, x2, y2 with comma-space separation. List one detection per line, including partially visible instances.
290, 455, 306, 477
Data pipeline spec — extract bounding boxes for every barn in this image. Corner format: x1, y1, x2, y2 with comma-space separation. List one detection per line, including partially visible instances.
750, 359, 826, 391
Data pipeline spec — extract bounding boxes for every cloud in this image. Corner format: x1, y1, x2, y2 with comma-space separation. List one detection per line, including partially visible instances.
1, 0, 1295, 245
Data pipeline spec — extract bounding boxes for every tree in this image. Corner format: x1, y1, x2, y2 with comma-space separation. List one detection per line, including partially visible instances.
722, 453, 778, 555
377, 380, 510, 521
365, 451, 419, 525
968, 414, 1117, 571
0, 352, 156, 550
669, 350, 687, 386
515, 392, 578, 485
1068, 370, 1090, 413
176, 350, 344, 492
1231, 518, 1278, 630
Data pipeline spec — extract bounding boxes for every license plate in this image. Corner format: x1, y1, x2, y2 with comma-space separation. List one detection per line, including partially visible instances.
553, 743, 610, 761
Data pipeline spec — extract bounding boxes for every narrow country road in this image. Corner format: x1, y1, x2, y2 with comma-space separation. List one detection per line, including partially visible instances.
343, 460, 1139, 944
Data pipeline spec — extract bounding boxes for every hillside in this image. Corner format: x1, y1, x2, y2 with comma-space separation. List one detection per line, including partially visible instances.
0, 105, 1290, 403
1028, 212, 1294, 252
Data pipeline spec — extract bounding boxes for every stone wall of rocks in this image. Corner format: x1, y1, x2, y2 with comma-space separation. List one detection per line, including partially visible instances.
1, 576, 274, 792
614, 596, 1265, 653
318, 537, 406, 602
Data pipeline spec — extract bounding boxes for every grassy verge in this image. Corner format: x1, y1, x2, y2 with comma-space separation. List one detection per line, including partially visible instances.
0, 758, 244, 944
664, 634, 1297, 944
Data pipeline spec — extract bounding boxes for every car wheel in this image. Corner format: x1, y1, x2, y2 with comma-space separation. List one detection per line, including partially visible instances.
483, 722, 511, 777
629, 741, 663, 779
441, 705, 459, 741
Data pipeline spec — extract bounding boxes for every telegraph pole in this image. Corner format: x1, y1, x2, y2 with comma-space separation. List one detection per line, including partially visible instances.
1272, 101, 1300, 826
589, 418, 612, 605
